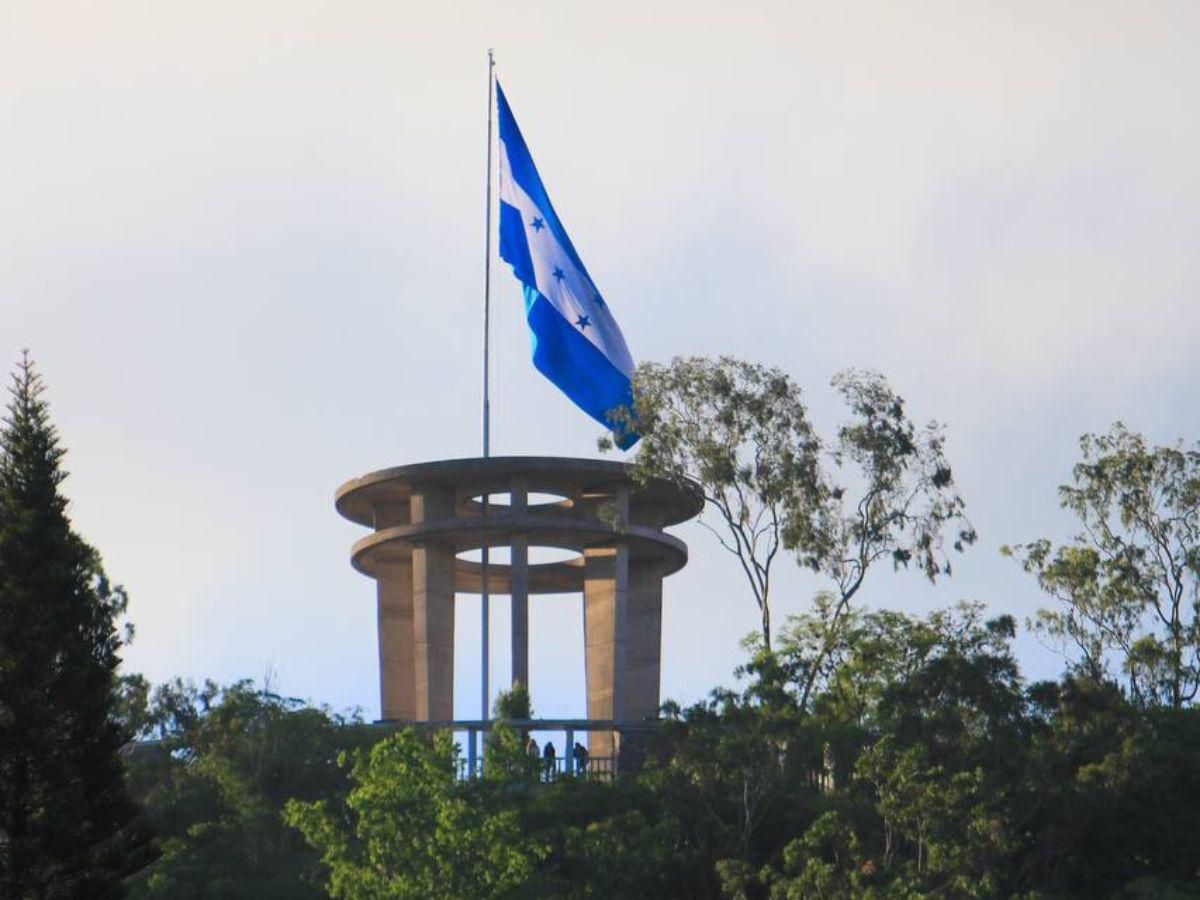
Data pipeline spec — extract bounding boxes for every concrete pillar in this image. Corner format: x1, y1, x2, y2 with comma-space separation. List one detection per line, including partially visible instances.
510, 477, 529, 689
510, 534, 529, 688
376, 559, 415, 721
584, 485, 630, 760
411, 484, 456, 721
625, 559, 664, 723
584, 546, 626, 758
373, 500, 414, 722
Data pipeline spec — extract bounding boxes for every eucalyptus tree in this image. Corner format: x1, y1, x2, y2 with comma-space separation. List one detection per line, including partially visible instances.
603, 356, 822, 649
790, 370, 975, 710
604, 358, 974, 666
1007, 423, 1200, 708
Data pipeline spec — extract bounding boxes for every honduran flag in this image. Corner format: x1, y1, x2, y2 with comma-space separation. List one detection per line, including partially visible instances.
495, 81, 639, 449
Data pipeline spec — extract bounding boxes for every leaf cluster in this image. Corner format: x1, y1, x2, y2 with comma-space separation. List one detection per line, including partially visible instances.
125, 679, 368, 899
604, 357, 975, 657
1007, 423, 1200, 708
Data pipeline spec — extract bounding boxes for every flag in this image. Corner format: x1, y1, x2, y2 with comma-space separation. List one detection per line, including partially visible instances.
495, 81, 639, 448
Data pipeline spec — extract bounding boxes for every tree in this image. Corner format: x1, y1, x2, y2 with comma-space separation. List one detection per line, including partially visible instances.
125, 678, 367, 899
264, 599, 1200, 898
977, 671, 1200, 898
606, 358, 973, 659
484, 686, 539, 783
493, 684, 532, 721
284, 729, 542, 900
756, 811, 867, 900
790, 370, 974, 711
604, 356, 823, 649
1007, 423, 1200, 708
647, 668, 808, 878
648, 603, 1043, 899
779, 601, 938, 734
855, 738, 992, 891
0, 352, 154, 897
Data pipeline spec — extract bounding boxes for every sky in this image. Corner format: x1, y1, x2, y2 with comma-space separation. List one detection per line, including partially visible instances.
3, 1, 1199, 722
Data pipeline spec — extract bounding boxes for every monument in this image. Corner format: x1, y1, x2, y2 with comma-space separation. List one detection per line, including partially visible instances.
335, 456, 701, 767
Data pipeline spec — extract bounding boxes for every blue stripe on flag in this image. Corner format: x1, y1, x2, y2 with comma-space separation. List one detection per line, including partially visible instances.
498, 200, 536, 285
524, 288, 637, 449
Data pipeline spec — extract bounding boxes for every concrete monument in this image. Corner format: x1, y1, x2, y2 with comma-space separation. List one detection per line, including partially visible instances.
335, 457, 701, 762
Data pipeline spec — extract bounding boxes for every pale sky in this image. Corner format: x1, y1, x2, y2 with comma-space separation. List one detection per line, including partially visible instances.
4, 2, 1199, 720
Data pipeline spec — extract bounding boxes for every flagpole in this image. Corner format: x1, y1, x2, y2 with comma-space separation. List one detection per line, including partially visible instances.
479, 48, 495, 759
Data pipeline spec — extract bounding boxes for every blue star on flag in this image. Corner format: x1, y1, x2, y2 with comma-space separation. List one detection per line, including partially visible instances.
575, 314, 590, 330
530, 217, 545, 231
552, 267, 566, 282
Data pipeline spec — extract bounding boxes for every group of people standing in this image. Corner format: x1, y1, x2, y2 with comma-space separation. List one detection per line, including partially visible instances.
526, 736, 589, 778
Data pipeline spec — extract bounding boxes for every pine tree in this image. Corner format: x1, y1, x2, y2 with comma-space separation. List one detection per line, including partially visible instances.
0, 352, 153, 898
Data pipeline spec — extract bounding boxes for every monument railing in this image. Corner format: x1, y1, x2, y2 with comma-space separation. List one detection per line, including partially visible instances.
373, 717, 658, 780
452, 754, 617, 782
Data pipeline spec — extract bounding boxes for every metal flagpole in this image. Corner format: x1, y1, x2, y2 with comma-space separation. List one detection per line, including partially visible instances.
479, 48, 495, 764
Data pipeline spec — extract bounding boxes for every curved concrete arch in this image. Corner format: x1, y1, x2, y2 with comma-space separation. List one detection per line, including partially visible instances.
349, 514, 689, 580
336, 456, 703, 529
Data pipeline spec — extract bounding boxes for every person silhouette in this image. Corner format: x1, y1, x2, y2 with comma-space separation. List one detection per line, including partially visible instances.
542, 740, 556, 780
572, 741, 589, 776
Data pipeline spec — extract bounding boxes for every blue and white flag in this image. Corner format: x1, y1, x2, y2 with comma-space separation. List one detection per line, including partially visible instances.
496, 81, 639, 449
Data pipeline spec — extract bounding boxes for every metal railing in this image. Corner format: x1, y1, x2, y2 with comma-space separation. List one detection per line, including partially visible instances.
374, 717, 660, 780
454, 754, 617, 782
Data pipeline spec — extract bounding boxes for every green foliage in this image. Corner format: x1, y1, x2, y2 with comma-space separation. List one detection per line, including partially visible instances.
484, 687, 542, 782
1015, 678, 1200, 896
604, 356, 823, 647
794, 370, 975, 711
778, 595, 942, 731
1007, 422, 1200, 707
643, 649, 814, 878
282, 712, 685, 898
758, 811, 868, 899
632, 601, 1200, 899
603, 357, 974, 665
284, 729, 543, 899
116, 673, 154, 740
155, 605, 1200, 899
125, 678, 368, 899
494, 684, 532, 721
0, 352, 154, 897
855, 738, 994, 892
556, 807, 678, 899
483, 722, 542, 783
815, 369, 975, 583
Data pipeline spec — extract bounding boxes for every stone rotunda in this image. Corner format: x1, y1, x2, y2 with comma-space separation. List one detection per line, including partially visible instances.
335, 456, 702, 764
